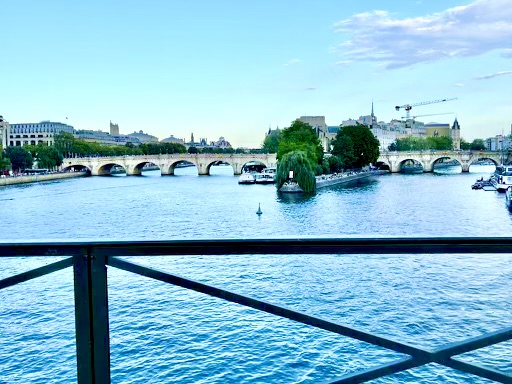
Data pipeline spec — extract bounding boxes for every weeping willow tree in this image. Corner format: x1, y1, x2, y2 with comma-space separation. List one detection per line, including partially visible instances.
276, 150, 316, 193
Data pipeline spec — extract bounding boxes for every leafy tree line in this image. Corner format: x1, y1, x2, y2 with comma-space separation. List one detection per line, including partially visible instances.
387, 136, 487, 151
459, 138, 486, 151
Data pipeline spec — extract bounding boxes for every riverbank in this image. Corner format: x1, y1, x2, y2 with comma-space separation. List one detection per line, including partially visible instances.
0, 171, 89, 186
316, 169, 388, 189
280, 170, 388, 193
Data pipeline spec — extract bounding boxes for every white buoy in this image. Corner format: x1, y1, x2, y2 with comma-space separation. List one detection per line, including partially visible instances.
256, 203, 262, 215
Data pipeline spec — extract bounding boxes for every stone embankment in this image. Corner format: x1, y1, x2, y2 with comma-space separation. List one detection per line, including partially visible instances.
280, 170, 388, 193
315, 169, 388, 189
0, 171, 88, 186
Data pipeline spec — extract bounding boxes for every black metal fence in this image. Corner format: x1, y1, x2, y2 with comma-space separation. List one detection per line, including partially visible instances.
1, 238, 511, 383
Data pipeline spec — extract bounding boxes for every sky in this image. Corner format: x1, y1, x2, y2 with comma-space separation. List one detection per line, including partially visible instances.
1, 0, 511, 147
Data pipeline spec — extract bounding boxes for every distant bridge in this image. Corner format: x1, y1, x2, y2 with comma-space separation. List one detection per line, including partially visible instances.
376, 150, 504, 173
62, 153, 277, 176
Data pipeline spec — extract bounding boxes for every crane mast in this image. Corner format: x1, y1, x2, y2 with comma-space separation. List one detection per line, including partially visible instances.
395, 98, 457, 119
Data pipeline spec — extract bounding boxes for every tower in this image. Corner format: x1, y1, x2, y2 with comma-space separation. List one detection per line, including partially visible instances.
191, 132, 195, 144
110, 120, 119, 135
451, 117, 461, 150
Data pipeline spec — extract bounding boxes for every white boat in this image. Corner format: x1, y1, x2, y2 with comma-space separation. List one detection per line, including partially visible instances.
506, 187, 512, 211
254, 173, 275, 184
238, 173, 255, 184
490, 165, 512, 192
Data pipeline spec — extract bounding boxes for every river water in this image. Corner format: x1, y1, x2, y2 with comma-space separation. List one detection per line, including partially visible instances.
0, 165, 511, 383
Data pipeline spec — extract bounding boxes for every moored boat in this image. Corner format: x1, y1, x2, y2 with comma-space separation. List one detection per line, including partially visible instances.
254, 173, 275, 184
506, 187, 512, 211
490, 165, 512, 192
238, 173, 255, 184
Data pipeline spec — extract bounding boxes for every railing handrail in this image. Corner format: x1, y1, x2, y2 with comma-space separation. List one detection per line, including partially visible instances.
0, 238, 511, 383
2, 236, 512, 257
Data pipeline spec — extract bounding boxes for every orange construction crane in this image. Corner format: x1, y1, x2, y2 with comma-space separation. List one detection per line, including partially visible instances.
395, 98, 457, 119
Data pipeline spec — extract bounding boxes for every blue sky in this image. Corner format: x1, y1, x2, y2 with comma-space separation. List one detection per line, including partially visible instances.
2, 0, 511, 147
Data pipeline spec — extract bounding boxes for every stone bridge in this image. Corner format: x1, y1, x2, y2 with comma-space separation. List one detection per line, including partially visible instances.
376, 150, 504, 173
61, 153, 277, 176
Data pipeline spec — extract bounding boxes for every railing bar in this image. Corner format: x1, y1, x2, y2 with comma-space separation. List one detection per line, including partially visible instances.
96, 244, 512, 257
90, 251, 111, 382
0, 245, 83, 257
432, 326, 512, 359
327, 356, 423, 384
73, 251, 94, 384
0, 257, 73, 290
107, 257, 430, 359
444, 357, 512, 383
2, 237, 512, 257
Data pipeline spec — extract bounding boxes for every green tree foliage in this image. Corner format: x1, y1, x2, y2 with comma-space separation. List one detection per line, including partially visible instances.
332, 125, 379, 168
276, 150, 316, 193
470, 139, 486, 150
326, 155, 343, 173
5, 146, 33, 171
389, 136, 453, 151
277, 120, 323, 165
426, 136, 453, 150
188, 146, 198, 154
25, 144, 63, 170
0, 152, 11, 171
262, 129, 281, 153
459, 138, 471, 150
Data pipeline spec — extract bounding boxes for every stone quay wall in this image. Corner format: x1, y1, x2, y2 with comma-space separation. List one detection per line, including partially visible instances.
0, 171, 88, 187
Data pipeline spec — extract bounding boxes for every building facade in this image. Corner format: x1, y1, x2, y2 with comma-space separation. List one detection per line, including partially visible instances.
127, 130, 159, 143
0, 115, 10, 149
8, 121, 74, 147
75, 130, 141, 146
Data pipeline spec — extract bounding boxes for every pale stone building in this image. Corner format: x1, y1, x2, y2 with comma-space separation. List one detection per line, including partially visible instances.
8, 121, 74, 147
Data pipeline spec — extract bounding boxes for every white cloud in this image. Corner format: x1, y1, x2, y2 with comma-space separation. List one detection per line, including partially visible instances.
333, 0, 512, 69
475, 70, 512, 79
282, 59, 302, 67
455, 83, 465, 87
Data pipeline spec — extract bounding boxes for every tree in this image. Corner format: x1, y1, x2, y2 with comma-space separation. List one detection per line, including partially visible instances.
25, 144, 63, 170
331, 125, 379, 169
262, 129, 281, 153
277, 120, 323, 165
0, 152, 11, 171
5, 146, 33, 172
188, 146, 198, 154
470, 139, 486, 150
276, 150, 316, 193
426, 136, 452, 150
460, 138, 471, 150
54, 132, 76, 157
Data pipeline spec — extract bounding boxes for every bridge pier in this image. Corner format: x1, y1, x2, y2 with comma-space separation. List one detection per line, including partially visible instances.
197, 163, 209, 176
422, 162, 433, 172
126, 165, 142, 176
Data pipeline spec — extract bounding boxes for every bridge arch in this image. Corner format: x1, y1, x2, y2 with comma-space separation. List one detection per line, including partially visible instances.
206, 161, 234, 176
399, 159, 424, 173
97, 162, 127, 176
429, 156, 462, 173
467, 157, 498, 168
62, 164, 92, 174
165, 160, 197, 175
130, 161, 161, 176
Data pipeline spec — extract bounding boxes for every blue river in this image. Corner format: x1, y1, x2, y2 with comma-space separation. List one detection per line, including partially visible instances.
0, 165, 511, 383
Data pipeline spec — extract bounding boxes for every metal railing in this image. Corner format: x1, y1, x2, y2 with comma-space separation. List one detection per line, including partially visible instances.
1, 238, 511, 383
